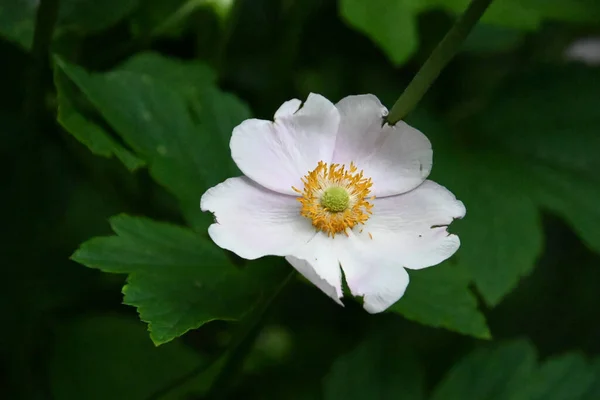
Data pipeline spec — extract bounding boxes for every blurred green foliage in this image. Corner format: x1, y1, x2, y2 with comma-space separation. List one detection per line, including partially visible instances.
2, 0, 600, 398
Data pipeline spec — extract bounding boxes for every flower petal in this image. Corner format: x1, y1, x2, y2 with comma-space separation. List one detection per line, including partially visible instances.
338, 233, 410, 313
360, 180, 466, 270
332, 94, 432, 197
230, 93, 340, 195
286, 233, 344, 305
200, 177, 315, 260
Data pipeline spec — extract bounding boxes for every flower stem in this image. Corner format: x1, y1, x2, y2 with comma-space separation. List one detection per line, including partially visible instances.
386, 0, 494, 125
145, 268, 297, 400
206, 269, 297, 398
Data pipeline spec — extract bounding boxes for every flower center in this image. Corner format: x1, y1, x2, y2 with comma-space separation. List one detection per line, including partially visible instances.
320, 186, 350, 212
292, 161, 374, 237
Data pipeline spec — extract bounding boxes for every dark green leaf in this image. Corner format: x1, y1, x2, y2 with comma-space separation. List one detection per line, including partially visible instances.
54, 67, 145, 171
513, 353, 596, 400
324, 332, 424, 400
476, 66, 600, 255
71, 214, 287, 344
390, 262, 490, 339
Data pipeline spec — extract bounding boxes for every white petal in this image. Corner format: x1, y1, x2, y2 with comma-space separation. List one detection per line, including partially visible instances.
360, 180, 466, 270
338, 233, 410, 313
286, 233, 344, 305
274, 98, 302, 119
230, 93, 340, 195
332, 94, 432, 197
200, 177, 315, 260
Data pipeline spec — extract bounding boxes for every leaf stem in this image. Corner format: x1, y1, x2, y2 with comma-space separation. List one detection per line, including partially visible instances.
386, 0, 494, 124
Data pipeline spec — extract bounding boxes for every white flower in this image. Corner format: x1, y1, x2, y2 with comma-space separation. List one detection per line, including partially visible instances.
200, 94, 466, 313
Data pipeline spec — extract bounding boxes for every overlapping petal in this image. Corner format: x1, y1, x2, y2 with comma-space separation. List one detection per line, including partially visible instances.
230, 93, 340, 195
332, 95, 432, 197
200, 177, 315, 260
337, 232, 411, 313
286, 233, 344, 305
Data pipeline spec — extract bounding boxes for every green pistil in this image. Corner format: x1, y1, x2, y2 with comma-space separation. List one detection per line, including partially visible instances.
321, 187, 350, 212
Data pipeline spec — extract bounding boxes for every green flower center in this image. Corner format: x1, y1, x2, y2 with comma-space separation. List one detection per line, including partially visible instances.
320, 186, 350, 212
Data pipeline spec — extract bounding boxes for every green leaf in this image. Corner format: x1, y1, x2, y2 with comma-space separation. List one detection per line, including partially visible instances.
512, 353, 596, 400
339, 0, 418, 66
54, 68, 145, 171
390, 262, 490, 339
431, 340, 537, 400
0, 0, 139, 50
71, 214, 287, 344
56, 53, 250, 229
324, 332, 424, 400
49, 314, 206, 400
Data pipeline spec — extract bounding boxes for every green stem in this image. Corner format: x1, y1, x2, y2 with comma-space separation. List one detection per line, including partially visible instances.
152, 0, 207, 37
23, 0, 60, 135
206, 269, 297, 399
386, 0, 494, 124
145, 269, 297, 400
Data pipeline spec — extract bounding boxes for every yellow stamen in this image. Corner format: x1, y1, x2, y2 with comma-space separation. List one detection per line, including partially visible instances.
292, 161, 374, 237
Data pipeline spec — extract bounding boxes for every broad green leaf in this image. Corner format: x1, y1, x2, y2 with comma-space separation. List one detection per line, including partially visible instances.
54, 68, 145, 171
56, 54, 249, 229
339, 0, 418, 66
324, 332, 424, 400
71, 214, 288, 344
49, 314, 205, 400
390, 262, 490, 339
117, 52, 217, 92
431, 340, 537, 400
512, 353, 596, 400
0, 0, 138, 49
